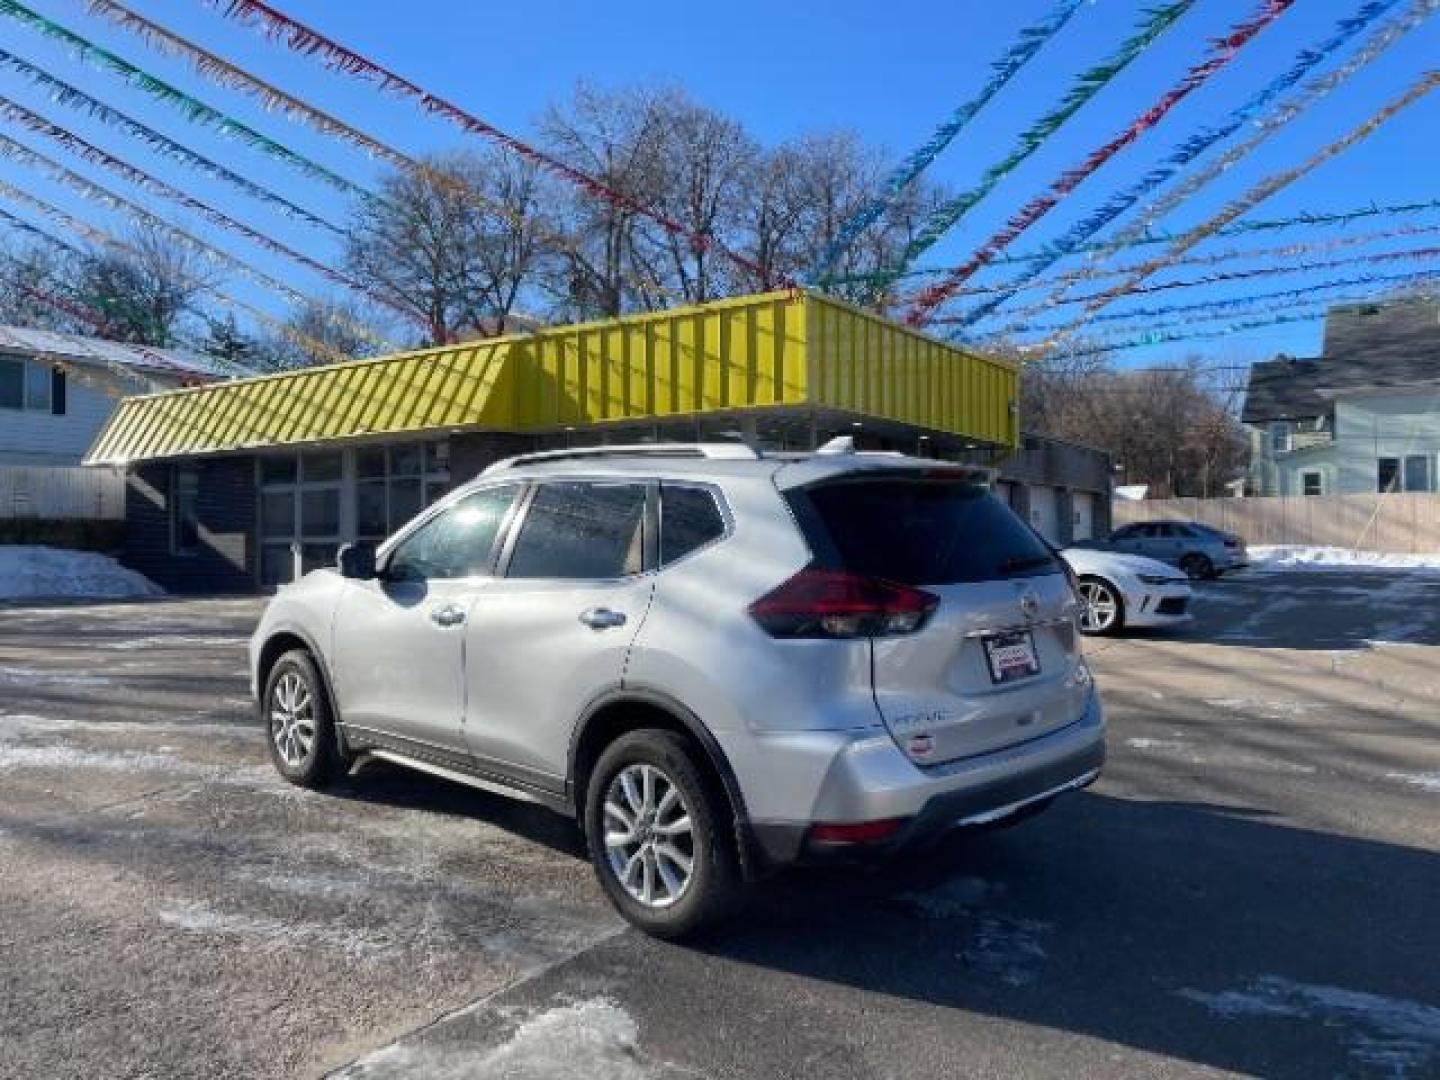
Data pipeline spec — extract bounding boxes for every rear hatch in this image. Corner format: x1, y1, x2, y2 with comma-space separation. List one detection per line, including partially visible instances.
785, 471, 1089, 766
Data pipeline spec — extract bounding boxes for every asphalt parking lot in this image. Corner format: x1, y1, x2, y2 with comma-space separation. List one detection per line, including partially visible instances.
1, 569, 1437, 1079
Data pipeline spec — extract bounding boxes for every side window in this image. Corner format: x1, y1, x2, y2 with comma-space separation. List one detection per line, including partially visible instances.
172, 466, 200, 554
386, 485, 518, 581
507, 482, 646, 580
660, 485, 725, 566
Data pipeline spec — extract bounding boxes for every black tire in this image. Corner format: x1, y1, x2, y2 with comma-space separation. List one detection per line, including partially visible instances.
584, 729, 741, 940
262, 649, 348, 789
1076, 576, 1124, 637
1180, 553, 1215, 580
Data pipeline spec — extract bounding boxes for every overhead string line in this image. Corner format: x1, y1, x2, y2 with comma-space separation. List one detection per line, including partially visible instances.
0, 47, 341, 234
946, 237, 1440, 323
201, 0, 768, 278
0, 95, 415, 326
0, 181, 360, 369
904, 0, 1298, 326
1051, 273, 1440, 357
856, 0, 1199, 303
0, 0, 372, 204
954, 0, 1406, 329
1025, 0, 1440, 329
810, 0, 1089, 281
75, 0, 688, 309
997, 258, 1440, 334
1031, 69, 1440, 353
896, 221, 1440, 301
820, 196, 1440, 284
0, 130, 397, 355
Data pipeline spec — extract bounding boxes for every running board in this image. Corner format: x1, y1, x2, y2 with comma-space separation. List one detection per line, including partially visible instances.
362, 748, 557, 809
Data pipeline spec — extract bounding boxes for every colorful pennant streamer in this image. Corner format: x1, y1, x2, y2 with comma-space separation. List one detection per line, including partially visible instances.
76, 0, 685, 309
0, 181, 358, 369
1034, 69, 1440, 352
1053, 273, 1440, 358
0, 132, 396, 355
956, 0, 1405, 328
1008, 261, 1440, 336
203, 0, 767, 276
1026, 0, 1440, 327
904, 0, 1298, 326
810, 0, 1087, 281
0, 95, 414, 324
0, 0, 371, 203
859, 0, 1197, 302
0, 48, 341, 234
963, 240, 1440, 329
820, 197, 1440, 285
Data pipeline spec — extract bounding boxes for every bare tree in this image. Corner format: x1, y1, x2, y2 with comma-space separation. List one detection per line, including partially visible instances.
71, 226, 212, 346
0, 241, 76, 330
1023, 354, 1248, 498
345, 151, 553, 346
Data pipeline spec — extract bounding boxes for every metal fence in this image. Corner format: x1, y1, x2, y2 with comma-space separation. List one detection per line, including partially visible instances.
1112, 493, 1440, 554
0, 465, 125, 520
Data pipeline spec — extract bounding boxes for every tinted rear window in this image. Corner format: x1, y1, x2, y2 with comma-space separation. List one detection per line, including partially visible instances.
790, 478, 1060, 585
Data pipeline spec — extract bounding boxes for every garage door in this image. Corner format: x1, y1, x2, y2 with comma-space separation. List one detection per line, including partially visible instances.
1072, 492, 1095, 542
1028, 485, 1060, 544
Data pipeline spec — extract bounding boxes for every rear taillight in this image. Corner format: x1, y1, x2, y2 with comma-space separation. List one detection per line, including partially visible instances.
748, 568, 938, 639
809, 818, 908, 844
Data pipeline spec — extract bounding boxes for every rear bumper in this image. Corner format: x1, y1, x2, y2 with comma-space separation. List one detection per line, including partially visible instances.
747, 688, 1105, 869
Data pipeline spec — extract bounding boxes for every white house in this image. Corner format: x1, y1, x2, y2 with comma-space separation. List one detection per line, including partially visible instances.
1242, 299, 1440, 496
0, 326, 224, 466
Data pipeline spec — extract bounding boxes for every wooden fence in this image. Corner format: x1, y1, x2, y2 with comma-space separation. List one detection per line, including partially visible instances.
1112, 493, 1440, 554
0, 465, 125, 520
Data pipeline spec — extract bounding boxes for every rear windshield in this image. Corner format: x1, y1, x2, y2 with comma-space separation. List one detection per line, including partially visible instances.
788, 477, 1060, 586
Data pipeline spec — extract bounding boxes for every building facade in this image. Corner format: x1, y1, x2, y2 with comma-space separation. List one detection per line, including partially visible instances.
0, 326, 221, 466
1243, 299, 1440, 496
85, 291, 1109, 592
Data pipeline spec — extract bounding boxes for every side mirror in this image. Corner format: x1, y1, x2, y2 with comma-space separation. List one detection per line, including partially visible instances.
337, 543, 377, 580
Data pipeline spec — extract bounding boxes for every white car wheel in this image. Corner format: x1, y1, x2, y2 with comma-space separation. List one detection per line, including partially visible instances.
1077, 578, 1122, 636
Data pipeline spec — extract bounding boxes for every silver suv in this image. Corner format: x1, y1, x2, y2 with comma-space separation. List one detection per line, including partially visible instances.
250, 443, 1105, 937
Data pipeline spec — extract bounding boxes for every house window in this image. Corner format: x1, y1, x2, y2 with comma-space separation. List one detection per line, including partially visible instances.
1404, 455, 1433, 494
356, 441, 450, 544
1378, 458, 1400, 492
172, 466, 200, 554
1301, 471, 1323, 497
1269, 422, 1292, 454
0, 355, 63, 412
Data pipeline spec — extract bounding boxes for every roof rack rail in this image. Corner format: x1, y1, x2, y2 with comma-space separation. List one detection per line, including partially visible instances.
482, 442, 761, 475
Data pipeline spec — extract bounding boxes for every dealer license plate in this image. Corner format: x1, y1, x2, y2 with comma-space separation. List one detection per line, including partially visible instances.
982, 630, 1040, 684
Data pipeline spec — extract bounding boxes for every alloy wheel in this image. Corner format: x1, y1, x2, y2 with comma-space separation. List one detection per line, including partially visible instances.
1077, 580, 1119, 633
603, 762, 695, 909
270, 670, 316, 767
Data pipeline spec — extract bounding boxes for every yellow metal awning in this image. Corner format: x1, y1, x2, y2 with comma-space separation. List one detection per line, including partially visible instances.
85, 290, 1018, 465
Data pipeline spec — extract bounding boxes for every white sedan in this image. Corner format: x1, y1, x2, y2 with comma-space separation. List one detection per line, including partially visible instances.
1061, 547, 1194, 636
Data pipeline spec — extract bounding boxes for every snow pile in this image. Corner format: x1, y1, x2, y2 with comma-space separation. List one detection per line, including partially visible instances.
1249, 546, 1440, 572
0, 545, 162, 600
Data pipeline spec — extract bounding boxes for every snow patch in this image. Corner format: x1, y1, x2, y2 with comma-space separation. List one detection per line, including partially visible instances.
963, 914, 1052, 987
0, 744, 182, 773
99, 635, 249, 651
0, 665, 111, 687
337, 999, 671, 1080
1126, 737, 1187, 751
0, 545, 162, 599
1249, 546, 1440, 572
1181, 975, 1440, 1077
156, 901, 397, 961
1385, 771, 1440, 793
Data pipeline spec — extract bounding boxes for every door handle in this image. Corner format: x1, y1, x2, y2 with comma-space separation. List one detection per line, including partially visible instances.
430, 604, 467, 627
579, 607, 627, 630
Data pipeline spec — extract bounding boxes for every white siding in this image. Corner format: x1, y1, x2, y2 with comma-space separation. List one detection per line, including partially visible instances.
0, 363, 172, 466
1334, 392, 1440, 494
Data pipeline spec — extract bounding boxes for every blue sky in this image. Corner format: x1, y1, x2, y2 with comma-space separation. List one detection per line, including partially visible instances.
0, 0, 1436, 383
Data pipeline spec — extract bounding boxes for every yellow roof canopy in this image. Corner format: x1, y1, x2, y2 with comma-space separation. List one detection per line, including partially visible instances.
85, 290, 1018, 465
